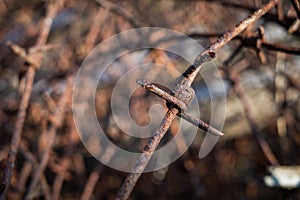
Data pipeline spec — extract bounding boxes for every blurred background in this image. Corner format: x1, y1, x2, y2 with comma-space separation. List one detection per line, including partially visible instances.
1, 0, 300, 199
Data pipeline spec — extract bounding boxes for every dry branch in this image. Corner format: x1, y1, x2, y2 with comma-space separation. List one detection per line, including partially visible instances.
220, 37, 280, 166
85, 7, 109, 53
0, 66, 36, 200
80, 165, 103, 200
19, 142, 51, 200
291, 0, 300, 19
95, 0, 142, 28
230, 75, 280, 166
0, 2, 64, 198
190, 33, 300, 55
25, 75, 73, 200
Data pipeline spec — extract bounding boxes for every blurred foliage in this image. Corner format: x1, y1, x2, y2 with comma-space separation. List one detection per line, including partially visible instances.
0, 0, 300, 199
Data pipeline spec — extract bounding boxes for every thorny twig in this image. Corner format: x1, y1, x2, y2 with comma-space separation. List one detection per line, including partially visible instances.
116, 0, 279, 199
0, 1, 64, 198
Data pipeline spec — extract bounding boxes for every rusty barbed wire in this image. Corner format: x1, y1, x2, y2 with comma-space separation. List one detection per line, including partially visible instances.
116, 1, 280, 199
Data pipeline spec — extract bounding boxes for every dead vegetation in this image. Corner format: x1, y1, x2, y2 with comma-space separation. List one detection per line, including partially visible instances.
0, 0, 300, 199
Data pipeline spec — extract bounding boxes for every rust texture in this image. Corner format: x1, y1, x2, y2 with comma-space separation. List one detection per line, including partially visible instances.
116, 108, 178, 200
116, 1, 280, 199
179, 112, 224, 136
136, 79, 224, 136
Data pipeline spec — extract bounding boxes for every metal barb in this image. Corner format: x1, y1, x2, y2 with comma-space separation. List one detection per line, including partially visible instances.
136, 79, 225, 136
